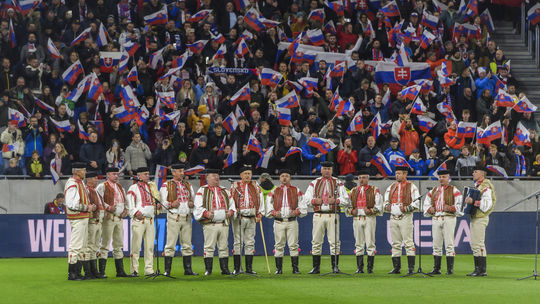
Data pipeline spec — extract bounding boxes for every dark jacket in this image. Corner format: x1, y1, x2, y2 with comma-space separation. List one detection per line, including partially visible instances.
79, 142, 106, 173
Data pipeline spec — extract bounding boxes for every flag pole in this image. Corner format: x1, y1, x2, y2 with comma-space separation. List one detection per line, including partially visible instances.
258, 220, 271, 274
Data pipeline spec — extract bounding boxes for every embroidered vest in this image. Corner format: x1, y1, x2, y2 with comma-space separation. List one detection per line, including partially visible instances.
350, 185, 376, 209
166, 180, 192, 202
389, 182, 412, 206
231, 181, 260, 211
200, 186, 231, 225
65, 179, 90, 220
473, 179, 496, 218
272, 186, 299, 211
103, 181, 125, 207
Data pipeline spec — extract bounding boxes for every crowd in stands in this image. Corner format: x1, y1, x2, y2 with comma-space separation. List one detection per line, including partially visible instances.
0, 0, 539, 179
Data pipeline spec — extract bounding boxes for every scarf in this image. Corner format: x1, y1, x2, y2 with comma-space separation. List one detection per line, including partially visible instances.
515, 154, 526, 176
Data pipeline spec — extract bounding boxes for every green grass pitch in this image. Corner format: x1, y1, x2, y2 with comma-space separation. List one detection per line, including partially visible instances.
2, 255, 540, 303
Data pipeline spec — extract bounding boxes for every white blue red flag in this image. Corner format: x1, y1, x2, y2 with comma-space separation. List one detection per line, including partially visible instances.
457, 121, 476, 138
307, 137, 336, 155
528, 4, 540, 26
308, 9, 325, 23
346, 111, 364, 135
144, 7, 168, 26
247, 135, 263, 156
154, 165, 168, 191
50, 118, 71, 133
371, 152, 393, 177
62, 60, 84, 85
47, 38, 61, 59
187, 9, 212, 22
260, 68, 283, 88
513, 122, 532, 147
417, 115, 436, 133
99, 51, 122, 73
8, 108, 27, 128
477, 121, 502, 145
96, 23, 109, 47
513, 96, 537, 113
257, 146, 274, 168
276, 91, 300, 109
71, 27, 91, 46
230, 83, 250, 106
223, 112, 238, 134
50, 158, 60, 185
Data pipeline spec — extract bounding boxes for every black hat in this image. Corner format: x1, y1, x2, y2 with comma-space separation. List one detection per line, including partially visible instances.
437, 169, 450, 175
105, 167, 119, 173
395, 166, 409, 172
390, 137, 399, 142
239, 165, 253, 174
441, 146, 450, 151
278, 169, 292, 175
86, 171, 98, 178
321, 161, 334, 167
136, 167, 149, 174
72, 162, 86, 169
358, 169, 370, 176
345, 173, 355, 181
171, 164, 185, 170
205, 168, 220, 174
473, 165, 488, 172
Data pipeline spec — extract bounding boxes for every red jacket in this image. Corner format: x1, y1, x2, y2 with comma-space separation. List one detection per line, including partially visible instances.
337, 149, 358, 175
399, 121, 420, 156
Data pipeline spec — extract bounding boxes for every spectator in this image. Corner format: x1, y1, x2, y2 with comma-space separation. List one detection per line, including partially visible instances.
124, 133, 152, 176
189, 135, 215, 169
444, 121, 465, 157
79, 131, 106, 174
49, 143, 72, 176
357, 136, 381, 177
398, 117, 419, 156
276, 134, 301, 174
106, 139, 125, 171
508, 145, 529, 177
531, 153, 540, 177
337, 138, 358, 175
3, 158, 23, 176
43, 133, 59, 165
425, 147, 440, 176
384, 137, 406, 172
187, 105, 211, 134
455, 145, 479, 177
44, 193, 66, 214
152, 138, 175, 168
438, 146, 457, 174
1, 122, 25, 171
408, 149, 426, 176
301, 133, 325, 175
26, 150, 46, 178
23, 116, 44, 159
482, 144, 506, 170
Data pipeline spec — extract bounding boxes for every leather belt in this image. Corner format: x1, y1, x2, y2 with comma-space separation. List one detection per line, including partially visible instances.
240, 215, 255, 218
275, 217, 296, 222
391, 215, 404, 220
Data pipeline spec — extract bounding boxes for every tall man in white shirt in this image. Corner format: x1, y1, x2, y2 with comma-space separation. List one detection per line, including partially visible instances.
384, 166, 420, 275
160, 164, 197, 276
423, 170, 463, 275
465, 166, 496, 277
265, 169, 307, 274
303, 161, 351, 274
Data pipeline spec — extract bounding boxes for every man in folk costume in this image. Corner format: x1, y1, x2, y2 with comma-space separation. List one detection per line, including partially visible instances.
230, 165, 265, 275
65, 162, 96, 281
265, 169, 307, 274
465, 166, 496, 277
193, 168, 236, 275
384, 166, 420, 275
303, 161, 351, 274
126, 167, 161, 277
423, 169, 463, 275
96, 167, 130, 278
84, 172, 105, 279
345, 170, 383, 274
160, 164, 197, 276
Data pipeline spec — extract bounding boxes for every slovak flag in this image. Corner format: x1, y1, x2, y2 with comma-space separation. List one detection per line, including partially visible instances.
212, 44, 227, 60
9, 19, 16, 48
326, 62, 346, 79
185, 165, 205, 176
513, 96, 538, 113
247, 134, 263, 156
126, 66, 138, 83
480, 9, 495, 33
144, 7, 168, 26
50, 118, 71, 133
62, 60, 84, 85
260, 68, 283, 88
122, 40, 140, 57
334, 97, 354, 116
370, 152, 393, 177
34, 97, 55, 113
400, 85, 420, 101
486, 165, 509, 179
325, 0, 344, 17
71, 27, 91, 46
286, 80, 304, 95
308, 9, 325, 23
99, 51, 122, 73
113, 106, 136, 124
87, 73, 103, 101
457, 121, 477, 138
346, 111, 364, 135
224, 142, 238, 169
154, 165, 168, 191
433, 160, 448, 178
368, 112, 383, 138
364, 20, 375, 40
477, 121, 502, 145
299, 77, 318, 98
419, 30, 436, 50
414, 79, 433, 94
306, 28, 325, 46
78, 120, 89, 140
244, 8, 265, 32
290, 50, 317, 65
307, 137, 337, 155
495, 90, 515, 107
210, 31, 226, 44
120, 86, 140, 110
276, 91, 300, 109
50, 159, 60, 185
187, 9, 212, 22
230, 83, 250, 106
148, 46, 166, 69
432, 0, 448, 13
96, 23, 109, 47
223, 112, 239, 134
277, 107, 291, 126
285, 147, 302, 159
257, 146, 274, 168
437, 100, 456, 123
421, 10, 439, 31
380, 0, 400, 17
410, 98, 427, 115
261, 17, 281, 29
417, 115, 437, 133
66, 74, 92, 102
437, 70, 455, 87
389, 154, 411, 169
8, 108, 27, 128
235, 38, 249, 57
15, 0, 40, 15
157, 91, 176, 109
187, 40, 208, 54
514, 121, 532, 147
47, 38, 61, 59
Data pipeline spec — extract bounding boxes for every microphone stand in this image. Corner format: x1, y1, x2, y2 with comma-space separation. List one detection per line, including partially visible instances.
322, 184, 350, 276
402, 187, 432, 278
505, 189, 540, 280
136, 179, 176, 280
229, 179, 258, 278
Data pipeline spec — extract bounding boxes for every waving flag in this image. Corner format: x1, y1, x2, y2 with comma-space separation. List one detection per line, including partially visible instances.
380, 0, 400, 17
432, 0, 448, 13
154, 165, 168, 191
235, 38, 249, 57
223, 112, 238, 134
513, 96, 538, 113
126, 66, 138, 83
326, 62, 346, 79
62, 60, 84, 85
248, 135, 263, 156
374, 62, 431, 90
514, 122, 532, 147
78, 120, 89, 141
71, 27, 91, 46
47, 38, 60, 59
8, 108, 27, 127
528, 3, 540, 26
306, 29, 325, 46
325, 0, 344, 16
157, 91, 175, 109
324, 20, 337, 35
34, 97, 55, 113
381, 89, 391, 106
401, 85, 420, 101
286, 80, 304, 95
329, 89, 342, 112
290, 50, 317, 65
50, 158, 60, 185
364, 20, 375, 40
477, 121, 502, 145
122, 40, 139, 57
371, 152, 393, 177
257, 146, 274, 168
184, 165, 205, 176
308, 137, 336, 155
419, 30, 436, 50
285, 147, 302, 159
421, 10, 439, 31
394, 44, 410, 66
149, 46, 166, 69
368, 112, 382, 138
228, 83, 250, 106
50, 118, 71, 133
244, 8, 265, 32
334, 97, 354, 116
308, 8, 325, 23
9, 19, 16, 48
437, 99, 456, 123
409, 98, 426, 115
144, 7, 168, 25
480, 9, 495, 33
210, 31, 226, 45
417, 115, 436, 133
346, 111, 364, 135
276, 107, 291, 126
224, 142, 238, 168
390, 154, 411, 169
113, 106, 136, 124
487, 165, 508, 179
187, 40, 208, 54
433, 160, 448, 178
463, 0, 478, 22
96, 23, 109, 47
117, 51, 129, 74
260, 68, 283, 88
299, 77, 318, 98
99, 51, 122, 73
276, 91, 300, 109
261, 17, 280, 29
120, 86, 140, 110
457, 121, 476, 138
495, 90, 515, 107
66, 74, 92, 101
87, 73, 103, 101
437, 70, 455, 87
188, 9, 212, 22
212, 44, 227, 60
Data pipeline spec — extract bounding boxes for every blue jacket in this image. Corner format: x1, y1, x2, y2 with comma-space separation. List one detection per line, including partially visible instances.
370, 104, 390, 123
425, 158, 439, 176
474, 76, 496, 98
301, 143, 325, 175
383, 147, 405, 173
408, 158, 426, 176
23, 129, 43, 158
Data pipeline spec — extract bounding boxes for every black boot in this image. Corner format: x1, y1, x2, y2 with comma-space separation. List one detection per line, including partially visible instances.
274, 257, 283, 274
291, 256, 300, 274
331, 255, 341, 272
90, 260, 103, 279
407, 256, 416, 275
478, 257, 487, 276
82, 261, 95, 279
428, 256, 442, 275
219, 257, 231, 275
355, 255, 364, 274
367, 256, 374, 274
75, 261, 85, 280
232, 255, 242, 275
115, 259, 130, 277
163, 256, 173, 277
467, 256, 480, 276
446, 256, 454, 275
98, 258, 108, 278
68, 263, 82, 281
388, 257, 401, 274
308, 255, 320, 274
245, 255, 257, 274
183, 256, 198, 275
204, 257, 213, 275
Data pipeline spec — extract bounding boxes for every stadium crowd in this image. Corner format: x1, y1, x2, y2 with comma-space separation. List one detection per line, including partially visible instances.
0, 0, 539, 179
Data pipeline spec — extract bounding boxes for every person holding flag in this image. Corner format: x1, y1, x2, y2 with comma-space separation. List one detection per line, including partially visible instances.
160, 164, 198, 276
